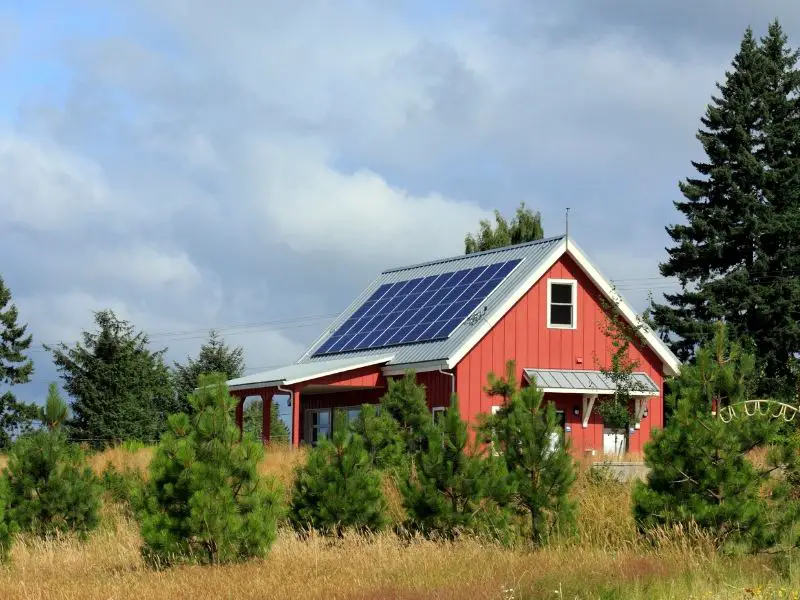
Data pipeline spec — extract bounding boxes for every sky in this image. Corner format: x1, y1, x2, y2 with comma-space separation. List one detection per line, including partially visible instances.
3, 1, 800, 429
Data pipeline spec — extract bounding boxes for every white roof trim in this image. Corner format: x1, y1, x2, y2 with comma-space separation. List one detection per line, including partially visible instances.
446, 238, 681, 377
228, 355, 394, 392
536, 387, 654, 396
381, 360, 450, 377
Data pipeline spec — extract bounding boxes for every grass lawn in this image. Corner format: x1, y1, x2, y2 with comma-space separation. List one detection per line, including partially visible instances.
0, 445, 796, 599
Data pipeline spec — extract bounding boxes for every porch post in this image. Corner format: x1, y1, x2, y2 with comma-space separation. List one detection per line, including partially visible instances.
233, 392, 244, 440
292, 389, 301, 448
261, 390, 271, 445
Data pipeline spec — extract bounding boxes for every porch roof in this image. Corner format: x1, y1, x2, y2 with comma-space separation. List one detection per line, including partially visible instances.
523, 368, 659, 396
226, 354, 394, 391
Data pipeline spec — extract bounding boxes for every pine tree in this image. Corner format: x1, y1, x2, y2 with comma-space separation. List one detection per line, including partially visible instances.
139, 374, 282, 565
350, 404, 405, 470
173, 330, 245, 414
401, 397, 513, 541
4, 389, 102, 538
484, 380, 576, 545
0, 276, 39, 448
651, 22, 800, 397
41, 383, 68, 430
289, 412, 387, 536
243, 398, 289, 443
46, 309, 175, 446
379, 371, 431, 454
465, 202, 544, 254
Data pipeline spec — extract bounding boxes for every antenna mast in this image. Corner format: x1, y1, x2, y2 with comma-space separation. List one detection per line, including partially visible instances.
565, 207, 570, 249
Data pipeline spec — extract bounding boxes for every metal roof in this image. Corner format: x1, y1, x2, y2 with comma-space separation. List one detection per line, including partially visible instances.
295, 235, 567, 366
227, 354, 394, 391
523, 368, 659, 395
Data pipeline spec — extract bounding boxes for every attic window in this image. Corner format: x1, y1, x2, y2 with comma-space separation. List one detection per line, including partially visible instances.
547, 279, 577, 329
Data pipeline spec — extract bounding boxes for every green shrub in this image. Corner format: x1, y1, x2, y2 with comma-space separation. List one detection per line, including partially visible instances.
100, 463, 146, 517
139, 373, 282, 566
290, 412, 387, 536
350, 404, 405, 470
400, 397, 514, 542
5, 429, 102, 538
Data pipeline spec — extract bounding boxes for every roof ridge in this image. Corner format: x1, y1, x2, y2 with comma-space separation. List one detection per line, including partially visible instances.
382, 234, 566, 274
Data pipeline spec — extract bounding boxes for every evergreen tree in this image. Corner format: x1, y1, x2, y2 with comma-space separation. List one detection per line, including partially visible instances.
379, 371, 431, 454
41, 383, 68, 430
0, 275, 39, 448
4, 389, 102, 538
139, 374, 282, 565
484, 380, 576, 545
243, 398, 290, 443
0, 479, 14, 561
289, 412, 387, 536
46, 309, 175, 446
401, 397, 513, 541
465, 202, 544, 254
651, 22, 800, 397
350, 404, 405, 470
173, 330, 245, 414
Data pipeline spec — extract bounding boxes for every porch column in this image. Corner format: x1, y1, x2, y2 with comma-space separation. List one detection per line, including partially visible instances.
261, 390, 272, 445
292, 389, 301, 448
233, 392, 245, 440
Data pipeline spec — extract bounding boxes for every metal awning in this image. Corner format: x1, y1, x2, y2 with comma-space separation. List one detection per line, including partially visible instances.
227, 354, 394, 391
523, 368, 658, 396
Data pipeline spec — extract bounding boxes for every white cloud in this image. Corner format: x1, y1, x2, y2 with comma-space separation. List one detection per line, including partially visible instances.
90, 245, 203, 291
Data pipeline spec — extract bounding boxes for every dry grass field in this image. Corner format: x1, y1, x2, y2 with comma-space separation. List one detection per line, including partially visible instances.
0, 445, 796, 600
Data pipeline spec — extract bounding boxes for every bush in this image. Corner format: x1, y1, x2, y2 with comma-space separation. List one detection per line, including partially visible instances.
139, 373, 282, 566
290, 412, 387, 536
100, 463, 146, 517
400, 397, 514, 542
5, 429, 102, 538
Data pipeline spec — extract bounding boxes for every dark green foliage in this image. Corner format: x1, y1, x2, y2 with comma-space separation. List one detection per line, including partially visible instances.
483, 372, 576, 545
632, 400, 778, 553
400, 398, 514, 542
100, 463, 146, 517
0, 478, 14, 561
172, 330, 245, 415
139, 374, 281, 565
41, 383, 69, 430
46, 309, 175, 447
0, 275, 39, 448
290, 412, 387, 536
5, 430, 102, 537
651, 21, 800, 398
380, 371, 431, 454
465, 202, 544, 254
243, 398, 289, 443
350, 404, 405, 470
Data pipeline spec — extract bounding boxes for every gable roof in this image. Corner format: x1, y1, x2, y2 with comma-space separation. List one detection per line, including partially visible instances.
235, 235, 680, 389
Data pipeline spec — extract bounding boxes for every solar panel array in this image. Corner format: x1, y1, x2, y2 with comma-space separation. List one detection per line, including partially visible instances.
313, 259, 522, 356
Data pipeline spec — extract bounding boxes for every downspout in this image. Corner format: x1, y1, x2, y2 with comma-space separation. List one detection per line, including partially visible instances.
438, 368, 455, 401
277, 384, 293, 450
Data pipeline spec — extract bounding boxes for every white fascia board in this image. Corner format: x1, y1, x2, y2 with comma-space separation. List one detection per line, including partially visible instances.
228, 380, 284, 392
446, 239, 568, 369
283, 355, 395, 385
381, 360, 450, 377
565, 242, 681, 377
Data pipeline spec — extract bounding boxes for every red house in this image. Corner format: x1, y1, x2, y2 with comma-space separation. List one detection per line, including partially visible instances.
228, 235, 680, 456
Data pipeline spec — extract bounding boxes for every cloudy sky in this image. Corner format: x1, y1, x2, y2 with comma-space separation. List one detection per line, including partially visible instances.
2, 1, 799, 409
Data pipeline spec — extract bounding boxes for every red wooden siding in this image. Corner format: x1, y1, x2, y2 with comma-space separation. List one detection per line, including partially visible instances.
454, 253, 664, 455
309, 364, 384, 387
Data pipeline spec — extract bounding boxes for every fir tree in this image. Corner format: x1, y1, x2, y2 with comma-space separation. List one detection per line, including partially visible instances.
46, 309, 175, 446
289, 412, 387, 536
0, 275, 39, 448
379, 371, 431, 454
484, 379, 576, 545
173, 330, 245, 414
4, 389, 102, 538
139, 373, 282, 565
401, 397, 513, 541
465, 202, 544, 254
350, 403, 405, 470
0, 478, 14, 561
243, 398, 290, 443
651, 22, 800, 397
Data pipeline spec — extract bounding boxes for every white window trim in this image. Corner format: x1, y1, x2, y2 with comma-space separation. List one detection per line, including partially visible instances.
432, 406, 447, 423
547, 278, 577, 329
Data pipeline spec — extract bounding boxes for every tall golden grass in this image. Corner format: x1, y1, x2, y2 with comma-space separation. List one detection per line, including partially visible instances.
0, 445, 794, 599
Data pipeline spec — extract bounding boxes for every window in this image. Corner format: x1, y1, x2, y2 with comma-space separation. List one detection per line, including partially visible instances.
432, 406, 447, 426
547, 410, 567, 454
305, 409, 331, 446
547, 279, 577, 329
334, 406, 362, 426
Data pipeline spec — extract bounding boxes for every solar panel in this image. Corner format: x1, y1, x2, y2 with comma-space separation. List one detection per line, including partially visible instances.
313, 258, 522, 356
